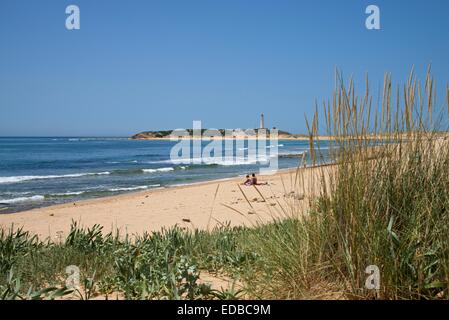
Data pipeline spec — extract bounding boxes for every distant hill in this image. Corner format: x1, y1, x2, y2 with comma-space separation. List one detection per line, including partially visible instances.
130, 129, 307, 140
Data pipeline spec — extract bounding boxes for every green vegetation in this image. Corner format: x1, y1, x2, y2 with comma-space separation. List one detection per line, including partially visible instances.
242, 68, 449, 299
0, 222, 260, 300
1, 68, 449, 299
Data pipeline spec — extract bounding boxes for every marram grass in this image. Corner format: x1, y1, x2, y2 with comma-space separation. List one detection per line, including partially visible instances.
244, 67, 449, 299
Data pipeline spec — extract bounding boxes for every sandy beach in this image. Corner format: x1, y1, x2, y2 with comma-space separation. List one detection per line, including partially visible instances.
0, 166, 323, 241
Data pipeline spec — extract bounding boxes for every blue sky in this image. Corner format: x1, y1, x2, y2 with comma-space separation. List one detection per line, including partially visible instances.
1, 0, 448, 136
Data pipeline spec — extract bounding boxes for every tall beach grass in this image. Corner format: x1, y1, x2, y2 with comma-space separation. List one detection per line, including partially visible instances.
244, 67, 449, 299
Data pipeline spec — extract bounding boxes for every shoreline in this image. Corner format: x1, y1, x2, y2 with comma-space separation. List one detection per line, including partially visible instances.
0, 166, 298, 215
0, 165, 319, 240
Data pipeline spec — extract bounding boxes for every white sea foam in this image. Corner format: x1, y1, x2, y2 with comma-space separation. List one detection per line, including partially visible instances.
147, 154, 276, 166
267, 144, 284, 148
0, 172, 110, 184
108, 184, 161, 192
0, 195, 45, 204
179, 156, 268, 166
51, 191, 86, 196
1, 191, 32, 196
142, 167, 174, 173
106, 160, 139, 164
278, 150, 308, 156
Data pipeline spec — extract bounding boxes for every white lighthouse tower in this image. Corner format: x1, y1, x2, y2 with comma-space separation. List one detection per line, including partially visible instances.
260, 113, 265, 129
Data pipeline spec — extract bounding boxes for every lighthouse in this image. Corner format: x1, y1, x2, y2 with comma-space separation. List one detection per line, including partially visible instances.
260, 113, 265, 129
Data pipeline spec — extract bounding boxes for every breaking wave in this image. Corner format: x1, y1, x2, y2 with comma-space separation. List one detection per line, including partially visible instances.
0, 195, 45, 204
0, 172, 111, 184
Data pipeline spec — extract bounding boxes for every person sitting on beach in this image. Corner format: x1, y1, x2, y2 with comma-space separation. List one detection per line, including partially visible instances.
251, 173, 268, 185
243, 174, 252, 186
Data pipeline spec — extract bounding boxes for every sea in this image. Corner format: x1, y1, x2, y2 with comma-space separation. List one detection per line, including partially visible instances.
0, 137, 332, 213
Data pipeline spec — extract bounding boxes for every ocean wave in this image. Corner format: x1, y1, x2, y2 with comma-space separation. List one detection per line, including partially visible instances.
46, 184, 163, 196
106, 160, 139, 164
1, 191, 32, 196
0, 172, 111, 184
1, 167, 186, 182
168, 156, 272, 166
142, 167, 174, 173
49, 191, 86, 196
267, 144, 284, 148
146, 153, 281, 166
0, 195, 45, 204
220, 145, 284, 151
108, 184, 161, 192
278, 150, 308, 156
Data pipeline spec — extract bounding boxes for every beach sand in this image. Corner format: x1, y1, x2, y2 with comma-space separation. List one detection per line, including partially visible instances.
0, 167, 325, 241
